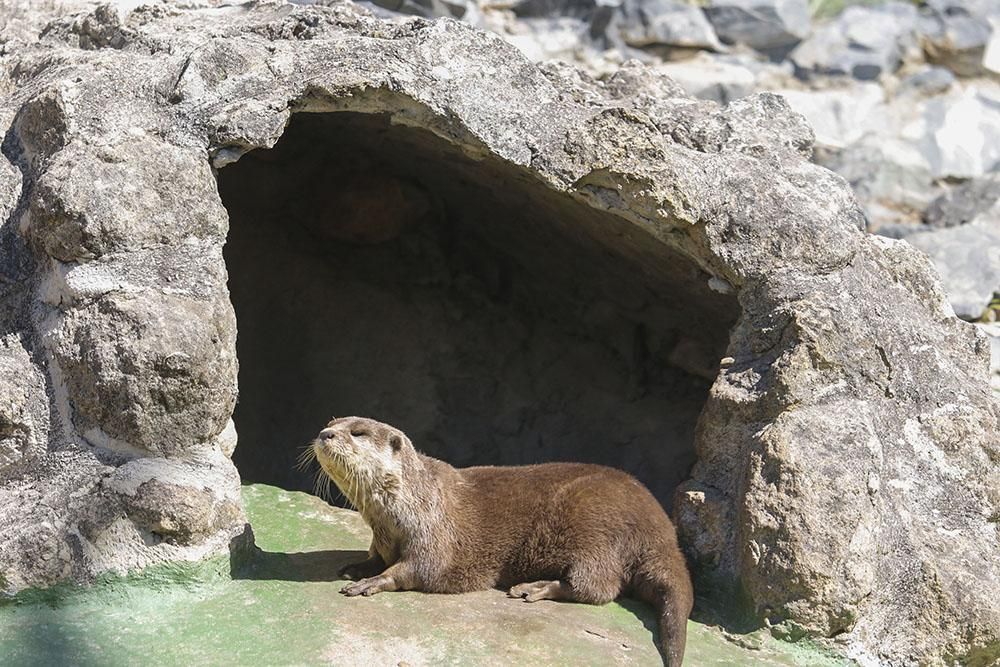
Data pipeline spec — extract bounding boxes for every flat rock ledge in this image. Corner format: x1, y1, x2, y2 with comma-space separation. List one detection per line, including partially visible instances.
0, 2, 998, 666
0, 484, 852, 666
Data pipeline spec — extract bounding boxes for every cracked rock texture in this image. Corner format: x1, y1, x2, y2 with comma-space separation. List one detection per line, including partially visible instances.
0, 2, 998, 666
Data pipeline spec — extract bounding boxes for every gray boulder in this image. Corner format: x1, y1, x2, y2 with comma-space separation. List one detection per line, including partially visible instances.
976, 322, 1000, 396
772, 82, 887, 148
897, 65, 957, 97
987, 20, 1000, 75
505, 0, 602, 19
907, 202, 1000, 320
703, 0, 811, 57
819, 139, 937, 231
654, 51, 793, 104
924, 173, 1000, 228
917, 83, 1000, 179
480, 14, 597, 64
0, 337, 48, 472
497, 0, 724, 57
1, 3, 998, 666
612, 0, 723, 54
365, 0, 475, 20
919, 0, 999, 77
791, 2, 920, 80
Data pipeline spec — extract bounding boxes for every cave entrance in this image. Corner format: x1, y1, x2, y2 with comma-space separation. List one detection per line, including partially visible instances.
217, 111, 738, 505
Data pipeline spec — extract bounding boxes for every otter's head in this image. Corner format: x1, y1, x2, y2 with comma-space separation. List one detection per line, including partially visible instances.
311, 416, 414, 513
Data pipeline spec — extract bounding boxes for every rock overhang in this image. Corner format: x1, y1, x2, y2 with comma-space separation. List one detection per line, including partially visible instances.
218, 106, 739, 497
0, 2, 997, 665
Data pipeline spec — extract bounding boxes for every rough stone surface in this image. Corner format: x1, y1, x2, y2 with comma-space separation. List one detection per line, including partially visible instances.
0, 335, 48, 471
920, 0, 998, 77
897, 65, 957, 97
790, 2, 919, 80
923, 172, 1000, 229
907, 203, 1000, 320
654, 51, 793, 105
916, 84, 1000, 180
703, 0, 811, 57
47, 289, 237, 456
976, 322, 1000, 395
0, 3, 997, 667
612, 0, 723, 54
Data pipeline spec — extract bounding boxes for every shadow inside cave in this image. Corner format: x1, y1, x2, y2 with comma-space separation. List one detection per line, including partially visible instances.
218, 110, 740, 510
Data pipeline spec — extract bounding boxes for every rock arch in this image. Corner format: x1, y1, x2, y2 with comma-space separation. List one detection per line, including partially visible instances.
219, 108, 737, 501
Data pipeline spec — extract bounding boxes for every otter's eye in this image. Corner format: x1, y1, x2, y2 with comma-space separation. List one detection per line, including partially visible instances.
350, 429, 367, 437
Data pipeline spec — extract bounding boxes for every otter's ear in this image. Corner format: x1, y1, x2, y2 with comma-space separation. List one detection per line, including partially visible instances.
389, 434, 403, 452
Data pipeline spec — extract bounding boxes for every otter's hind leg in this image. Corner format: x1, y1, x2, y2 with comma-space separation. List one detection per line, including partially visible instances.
508, 580, 570, 602
562, 565, 622, 605
508, 566, 621, 605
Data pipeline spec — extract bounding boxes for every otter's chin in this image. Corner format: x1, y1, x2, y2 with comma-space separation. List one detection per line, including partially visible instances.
315, 444, 351, 475
311, 440, 326, 459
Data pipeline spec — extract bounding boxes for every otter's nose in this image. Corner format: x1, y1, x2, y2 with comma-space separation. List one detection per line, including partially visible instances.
319, 428, 336, 440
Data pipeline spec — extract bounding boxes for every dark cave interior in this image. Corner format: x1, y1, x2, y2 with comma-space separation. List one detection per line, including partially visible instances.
217, 110, 738, 505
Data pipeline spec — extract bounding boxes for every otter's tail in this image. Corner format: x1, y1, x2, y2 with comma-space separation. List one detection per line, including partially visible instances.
633, 554, 694, 667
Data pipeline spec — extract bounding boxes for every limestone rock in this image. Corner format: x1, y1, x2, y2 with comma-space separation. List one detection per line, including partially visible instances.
906, 203, 1000, 320
478, 15, 596, 65
654, 51, 793, 105
613, 0, 724, 53
975, 322, 1000, 395
495, 0, 724, 58
772, 83, 886, 149
819, 139, 936, 224
0, 3, 997, 666
703, 0, 811, 57
23, 136, 229, 262
897, 65, 957, 97
366, 0, 475, 20
0, 450, 110, 594
105, 451, 244, 547
916, 84, 1000, 180
923, 172, 1000, 229
790, 2, 919, 80
920, 0, 999, 77
46, 290, 237, 456
0, 336, 48, 472
504, 0, 600, 19
986, 18, 1000, 75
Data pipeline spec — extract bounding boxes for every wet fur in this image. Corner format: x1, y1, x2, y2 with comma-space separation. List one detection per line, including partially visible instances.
310, 416, 694, 666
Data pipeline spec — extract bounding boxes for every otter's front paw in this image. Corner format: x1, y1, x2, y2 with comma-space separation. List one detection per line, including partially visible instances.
341, 575, 388, 597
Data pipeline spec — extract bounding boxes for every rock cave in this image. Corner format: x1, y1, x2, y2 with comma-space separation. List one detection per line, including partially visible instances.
220, 111, 738, 501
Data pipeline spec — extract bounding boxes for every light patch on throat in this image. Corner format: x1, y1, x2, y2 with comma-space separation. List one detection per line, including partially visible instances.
316, 451, 360, 508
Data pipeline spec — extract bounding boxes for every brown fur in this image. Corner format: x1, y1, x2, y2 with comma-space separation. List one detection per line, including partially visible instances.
309, 416, 694, 666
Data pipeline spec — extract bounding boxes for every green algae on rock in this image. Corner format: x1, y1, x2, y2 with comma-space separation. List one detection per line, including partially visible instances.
0, 484, 854, 666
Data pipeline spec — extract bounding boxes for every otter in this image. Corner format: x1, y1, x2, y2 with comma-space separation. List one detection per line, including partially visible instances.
306, 416, 694, 666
